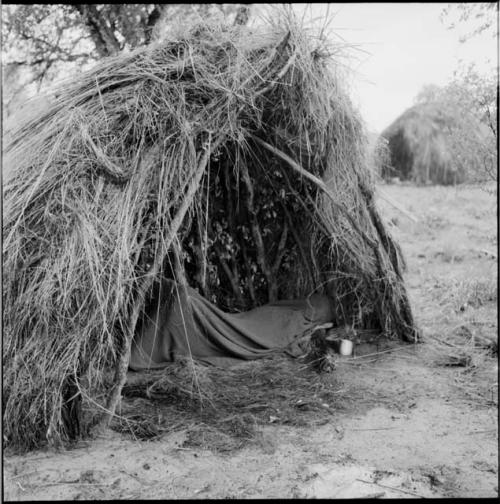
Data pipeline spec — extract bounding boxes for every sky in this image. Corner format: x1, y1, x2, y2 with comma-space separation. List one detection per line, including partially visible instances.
258, 3, 498, 133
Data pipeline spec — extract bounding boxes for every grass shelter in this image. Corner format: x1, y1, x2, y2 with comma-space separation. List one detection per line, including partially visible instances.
2, 11, 419, 452
379, 102, 477, 185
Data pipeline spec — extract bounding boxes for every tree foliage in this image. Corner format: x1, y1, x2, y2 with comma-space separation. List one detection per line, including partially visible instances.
2, 4, 250, 115
441, 2, 498, 42
415, 65, 497, 183
436, 2, 497, 184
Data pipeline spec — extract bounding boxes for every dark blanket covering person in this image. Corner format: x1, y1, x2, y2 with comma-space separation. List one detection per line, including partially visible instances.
129, 280, 335, 370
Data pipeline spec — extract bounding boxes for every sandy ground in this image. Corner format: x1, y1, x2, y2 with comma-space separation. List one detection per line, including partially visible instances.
3, 183, 498, 500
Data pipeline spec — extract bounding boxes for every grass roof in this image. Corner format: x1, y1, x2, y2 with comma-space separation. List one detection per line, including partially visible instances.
380, 102, 491, 185
2, 10, 418, 451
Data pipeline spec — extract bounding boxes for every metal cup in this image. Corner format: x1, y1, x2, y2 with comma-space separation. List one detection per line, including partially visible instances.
339, 339, 353, 356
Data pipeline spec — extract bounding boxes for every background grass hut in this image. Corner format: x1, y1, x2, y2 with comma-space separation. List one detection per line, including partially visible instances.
3, 13, 419, 452
380, 102, 466, 185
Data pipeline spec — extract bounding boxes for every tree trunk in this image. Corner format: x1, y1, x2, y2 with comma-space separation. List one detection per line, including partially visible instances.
239, 160, 275, 302
233, 6, 251, 26
74, 4, 121, 57
145, 5, 166, 44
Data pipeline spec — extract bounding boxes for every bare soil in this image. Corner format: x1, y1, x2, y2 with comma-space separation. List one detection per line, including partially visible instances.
3, 183, 498, 500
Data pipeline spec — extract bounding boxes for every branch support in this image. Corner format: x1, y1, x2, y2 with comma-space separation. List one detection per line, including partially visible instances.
94, 134, 224, 432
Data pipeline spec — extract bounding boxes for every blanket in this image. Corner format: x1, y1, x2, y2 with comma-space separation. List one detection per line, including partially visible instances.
129, 280, 335, 369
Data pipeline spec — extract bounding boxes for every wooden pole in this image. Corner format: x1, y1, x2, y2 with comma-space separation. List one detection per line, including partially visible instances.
95, 135, 224, 431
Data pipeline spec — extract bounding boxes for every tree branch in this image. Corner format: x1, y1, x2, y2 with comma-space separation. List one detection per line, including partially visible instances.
215, 246, 245, 306
484, 107, 497, 138
74, 4, 121, 57
272, 219, 288, 274
194, 215, 208, 297
145, 5, 165, 43
233, 5, 250, 26
95, 134, 225, 431
241, 241, 257, 304
250, 135, 378, 249
239, 159, 275, 301
222, 161, 244, 300
280, 199, 316, 287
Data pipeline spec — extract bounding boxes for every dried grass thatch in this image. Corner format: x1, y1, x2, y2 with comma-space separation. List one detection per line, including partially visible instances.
380, 102, 492, 185
380, 103, 462, 185
113, 355, 343, 445
2, 10, 419, 452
